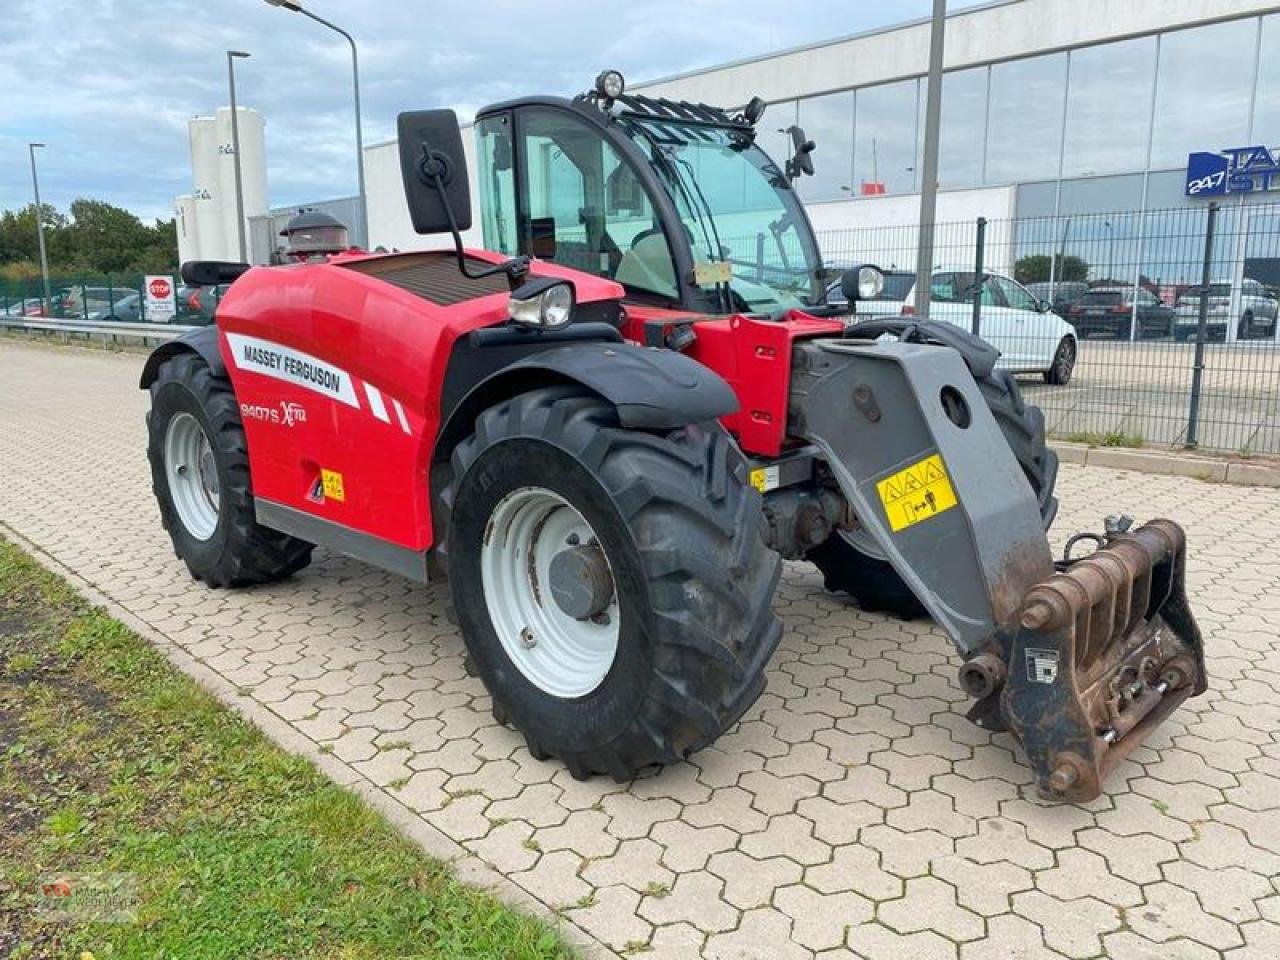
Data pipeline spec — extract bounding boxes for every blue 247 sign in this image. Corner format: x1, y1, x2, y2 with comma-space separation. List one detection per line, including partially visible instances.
1186, 146, 1280, 197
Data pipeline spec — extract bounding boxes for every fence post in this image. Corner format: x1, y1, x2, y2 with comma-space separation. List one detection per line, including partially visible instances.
971, 217, 987, 337
1185, 201, 1219, 449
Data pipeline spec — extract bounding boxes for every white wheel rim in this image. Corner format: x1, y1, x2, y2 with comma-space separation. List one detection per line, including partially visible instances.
165, 412, 220, 540
480, 486, 620, 699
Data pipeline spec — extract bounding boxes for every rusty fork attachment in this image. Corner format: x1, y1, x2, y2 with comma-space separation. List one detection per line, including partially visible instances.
961, 518, 1207, 802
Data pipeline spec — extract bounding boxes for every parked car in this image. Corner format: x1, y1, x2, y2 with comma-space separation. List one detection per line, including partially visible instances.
60, 286, 136, 319
1174, 278, 1279, 341
1065, 286, 1175, 340
175, 283, 226, 325
87, 292, 143, 323
2, 297, 49, 318
829, 268, 1078, 384
1026, 280, 1089, 318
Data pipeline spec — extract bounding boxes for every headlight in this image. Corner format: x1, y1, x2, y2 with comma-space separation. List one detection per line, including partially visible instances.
508, 278, 575, 329
856, 265, 884, 300
839, 263, 885, 303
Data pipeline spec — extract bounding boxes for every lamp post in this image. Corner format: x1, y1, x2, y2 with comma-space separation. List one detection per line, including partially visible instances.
913, 0, 946, 320
227, 50, 251, 262
28, 143, 52, 313
264, 0, 367, 247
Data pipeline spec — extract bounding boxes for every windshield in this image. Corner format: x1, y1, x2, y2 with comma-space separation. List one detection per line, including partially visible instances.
621, 117, 824, 312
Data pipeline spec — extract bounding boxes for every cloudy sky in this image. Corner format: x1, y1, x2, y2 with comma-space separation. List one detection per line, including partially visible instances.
0, 0, 976, 222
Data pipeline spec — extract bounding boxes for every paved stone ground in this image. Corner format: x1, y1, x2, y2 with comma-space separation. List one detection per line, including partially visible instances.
3, 337, 1279, 960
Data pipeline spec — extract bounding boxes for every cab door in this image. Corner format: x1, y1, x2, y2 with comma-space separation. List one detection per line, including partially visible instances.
502, 106, 680, 301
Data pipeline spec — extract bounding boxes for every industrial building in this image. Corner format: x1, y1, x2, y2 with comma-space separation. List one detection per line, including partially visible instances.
360, 0, 1280, 279
174, 107, 268, 265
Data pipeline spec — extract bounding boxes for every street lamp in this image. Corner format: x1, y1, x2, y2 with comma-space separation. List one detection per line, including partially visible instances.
28, 143, 52, 313
227, 50, 251, 262
264, 0, 368, 247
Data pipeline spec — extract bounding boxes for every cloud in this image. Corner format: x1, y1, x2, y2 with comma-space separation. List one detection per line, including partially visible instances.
0, 0, 958, 222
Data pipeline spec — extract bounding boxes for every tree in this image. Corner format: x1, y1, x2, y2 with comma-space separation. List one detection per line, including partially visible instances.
1014, 254, 1089, 285
0, 198, 178, 277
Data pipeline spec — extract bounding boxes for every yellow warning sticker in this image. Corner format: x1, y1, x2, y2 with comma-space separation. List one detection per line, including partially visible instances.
320, 469, 346, 503
749, 465, 780, 493
876, 453, 958, 532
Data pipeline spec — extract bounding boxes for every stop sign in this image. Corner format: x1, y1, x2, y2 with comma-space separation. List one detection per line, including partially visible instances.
149, 277, 172, 299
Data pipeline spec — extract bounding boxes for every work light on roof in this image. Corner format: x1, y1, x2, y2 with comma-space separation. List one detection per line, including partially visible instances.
595, 69, 625, 101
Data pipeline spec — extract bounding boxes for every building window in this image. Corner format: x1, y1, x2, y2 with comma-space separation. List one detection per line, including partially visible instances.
853, 78, 921, 196
796, 91, 854, 203
985, 52, 1068, 186
938, 66, 988, 189
1062, 36, 1157, 179
1149, 18, 1257, 170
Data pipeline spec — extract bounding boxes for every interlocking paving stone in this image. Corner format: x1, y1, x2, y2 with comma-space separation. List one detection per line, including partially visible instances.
3, 338, 1279, 958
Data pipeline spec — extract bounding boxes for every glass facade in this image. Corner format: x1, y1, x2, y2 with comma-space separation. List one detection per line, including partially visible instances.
773, 13, 1273, 208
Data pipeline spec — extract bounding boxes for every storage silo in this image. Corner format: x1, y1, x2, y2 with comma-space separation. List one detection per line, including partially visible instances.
215, 107, 268, 260
189, 114, 226, 261
175, 195, 200, 264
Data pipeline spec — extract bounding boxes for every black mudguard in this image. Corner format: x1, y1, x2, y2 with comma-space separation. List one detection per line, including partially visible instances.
440, 340, 738, 440
139, 326, 224, 389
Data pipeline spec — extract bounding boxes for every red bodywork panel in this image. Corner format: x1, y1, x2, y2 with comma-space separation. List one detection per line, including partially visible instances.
215, 249, 623, 553
620, 305, 843, 457
218, 248, 839, 556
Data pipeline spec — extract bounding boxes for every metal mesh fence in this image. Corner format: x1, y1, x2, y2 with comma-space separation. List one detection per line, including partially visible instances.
818, 201, 1280, 457
0, 273, 204, 325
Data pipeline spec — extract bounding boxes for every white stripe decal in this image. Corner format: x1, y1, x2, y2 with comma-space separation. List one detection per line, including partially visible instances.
365, 383, 391, 423
225, 332, 360, 408
391, 398, 411, 434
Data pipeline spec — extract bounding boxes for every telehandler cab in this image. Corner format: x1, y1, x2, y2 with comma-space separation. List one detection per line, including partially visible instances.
141, 71, 1204, 801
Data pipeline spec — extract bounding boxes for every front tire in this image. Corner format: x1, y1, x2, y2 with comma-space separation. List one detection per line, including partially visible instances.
808, 369, 1058, 619
1043, 336, 1076, 385
146, 352, 312, 587
444, 387, 782, 781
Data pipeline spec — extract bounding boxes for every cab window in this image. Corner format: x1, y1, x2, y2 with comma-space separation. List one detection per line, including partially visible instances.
476, 114, 518, 255
515, 108, 676, 298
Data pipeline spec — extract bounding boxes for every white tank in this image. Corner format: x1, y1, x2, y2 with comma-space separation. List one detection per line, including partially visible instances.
189, 114, 225, 261
214, 107, 267, 261
175, 195, 200, 264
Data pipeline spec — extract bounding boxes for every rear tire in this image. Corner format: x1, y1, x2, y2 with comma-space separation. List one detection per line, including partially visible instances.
444, 387, 782, 780
807, 369, 1058, 619
146, 352, 312, 587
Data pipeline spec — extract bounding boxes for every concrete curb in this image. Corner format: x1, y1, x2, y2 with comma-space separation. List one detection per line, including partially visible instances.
1052, 441, 1280, 487
0, 522, 621, 960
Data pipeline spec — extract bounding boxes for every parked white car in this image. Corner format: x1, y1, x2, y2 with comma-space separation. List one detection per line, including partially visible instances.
830, 269, 1079, 384
1173, 278, 1279, 342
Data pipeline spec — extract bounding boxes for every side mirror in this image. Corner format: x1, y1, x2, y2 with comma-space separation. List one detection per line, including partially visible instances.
840, 264, 885, 303
1036, 299, 1052, 313
785, 125, 815, 181
397, 109, 472, 235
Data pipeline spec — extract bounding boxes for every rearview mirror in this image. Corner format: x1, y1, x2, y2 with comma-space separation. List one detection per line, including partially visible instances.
397, 109, 472, 235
